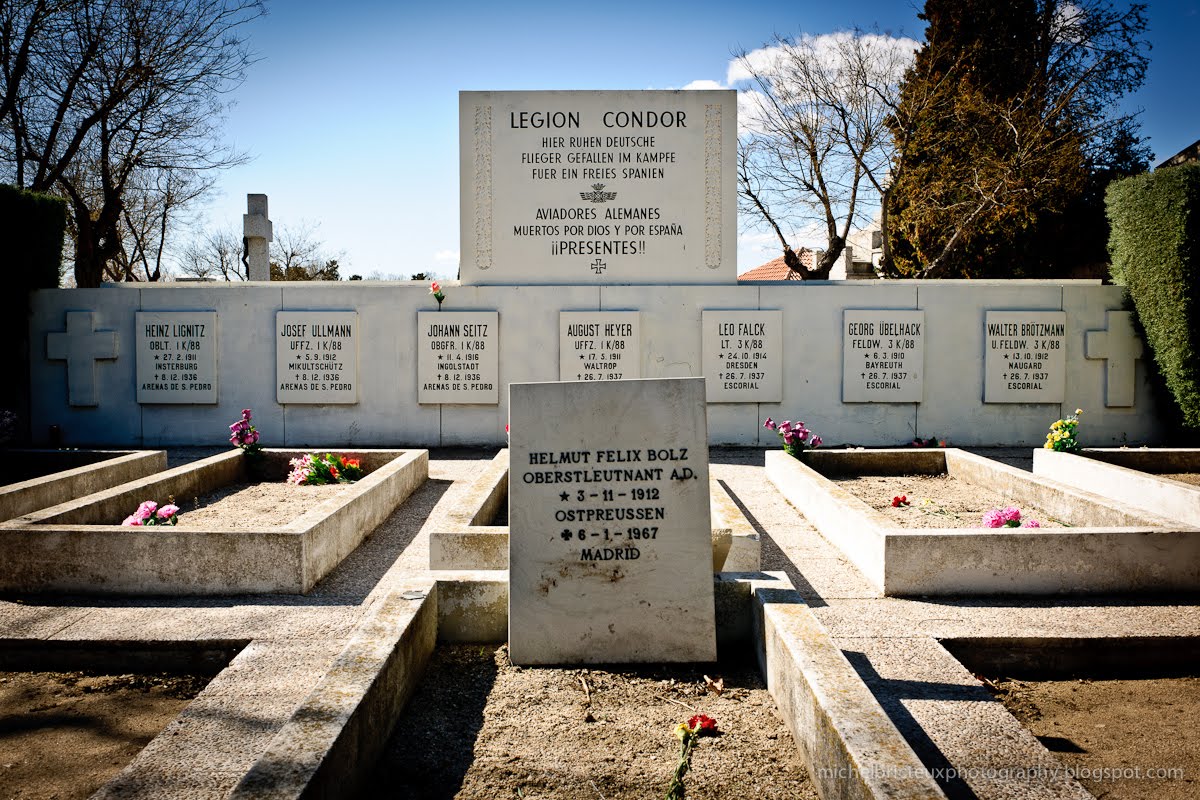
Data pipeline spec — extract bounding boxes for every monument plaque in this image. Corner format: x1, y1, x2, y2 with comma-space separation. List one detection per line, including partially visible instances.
842, 310, 925, 403
417, 311, 499, 404
701, 310, 782, 402
984, 311, 1067, 403
135, 311, 217, 404
508, 378, 716, 665
559, 311, 640, 382
276, 311, 358, 404
459, 90, 737, 285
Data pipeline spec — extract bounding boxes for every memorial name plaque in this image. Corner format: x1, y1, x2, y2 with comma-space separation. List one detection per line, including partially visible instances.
508, 378, 716, 665
135, 311, 217, 404
460, 90, 736, 285
559, 311, 640, 382
417, 311, 499, 404
701, 310, 782, 402
984, 311, 1067, 403
276, 311, 358, 404
842, 310, 925, 403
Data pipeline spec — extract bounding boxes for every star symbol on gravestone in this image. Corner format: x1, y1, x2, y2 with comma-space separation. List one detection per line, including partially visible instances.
560, 529, 573, 541
560, 491, 569, 501
438, 354, 443, 360
154, 354, 159, 361
296, 355, 301, 360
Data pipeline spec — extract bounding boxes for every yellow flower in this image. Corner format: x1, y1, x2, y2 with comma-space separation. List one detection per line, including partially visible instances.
1075, 409, 1083, 415
674, 722, 691, 742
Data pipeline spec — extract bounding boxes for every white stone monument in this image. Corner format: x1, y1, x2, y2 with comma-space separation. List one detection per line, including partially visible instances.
459, 90, 737, 285
243, 193, 272, 281
508, 377, 716, 665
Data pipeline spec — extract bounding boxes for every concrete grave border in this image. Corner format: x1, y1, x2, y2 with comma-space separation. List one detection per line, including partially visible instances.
1034, 447, 1200, 528
0, 449, 166, 522
222, 572, 943, 800
0, 448, 428, 595
427, 450, 760, 572
767, 448, 1200, 596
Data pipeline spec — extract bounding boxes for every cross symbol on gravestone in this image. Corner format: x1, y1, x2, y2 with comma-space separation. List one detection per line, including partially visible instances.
1085, 310, 1144, 407
590, 258, 607, 274
46, 311, 119, 407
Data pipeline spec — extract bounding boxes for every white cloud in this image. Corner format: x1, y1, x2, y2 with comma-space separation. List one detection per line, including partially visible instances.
433, 249, 459, 264
681, 79, 724, 91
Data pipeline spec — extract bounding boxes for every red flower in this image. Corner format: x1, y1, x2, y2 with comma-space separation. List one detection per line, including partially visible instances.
687, 714, 717, 736
891, 495, 909, 507
343, 458, 360, 469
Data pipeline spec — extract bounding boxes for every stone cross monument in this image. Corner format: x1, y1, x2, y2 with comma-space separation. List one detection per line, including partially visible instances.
242, 193, 273, 281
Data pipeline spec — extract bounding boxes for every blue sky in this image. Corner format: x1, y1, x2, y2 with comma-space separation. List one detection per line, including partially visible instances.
202, 0, 1200, 278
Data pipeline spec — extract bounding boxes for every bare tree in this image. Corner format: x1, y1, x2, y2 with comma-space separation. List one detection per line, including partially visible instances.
179, 223, 244, 280
733, 30, 917, 278
270, 222, 343, 281
0, 0, 265, 287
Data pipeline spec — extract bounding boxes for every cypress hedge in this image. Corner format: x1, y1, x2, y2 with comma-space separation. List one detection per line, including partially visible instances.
1106, 164, 1200, 429
0, 184, 67, 441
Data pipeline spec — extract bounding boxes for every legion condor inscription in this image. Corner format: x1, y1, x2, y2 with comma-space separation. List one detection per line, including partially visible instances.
460, 90, 736, 285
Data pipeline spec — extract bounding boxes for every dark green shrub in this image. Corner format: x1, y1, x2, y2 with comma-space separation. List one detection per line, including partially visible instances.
0, 184, 67, 291
1106, 164, 1200, 429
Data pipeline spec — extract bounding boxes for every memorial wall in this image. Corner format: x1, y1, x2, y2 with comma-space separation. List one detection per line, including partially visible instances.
26, 90, 1165, 448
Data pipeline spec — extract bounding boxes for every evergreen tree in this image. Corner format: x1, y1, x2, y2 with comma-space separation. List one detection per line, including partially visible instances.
886, 0, 1149, 278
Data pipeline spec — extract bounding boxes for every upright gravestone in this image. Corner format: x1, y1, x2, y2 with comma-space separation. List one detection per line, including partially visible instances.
508, 377, 715, 665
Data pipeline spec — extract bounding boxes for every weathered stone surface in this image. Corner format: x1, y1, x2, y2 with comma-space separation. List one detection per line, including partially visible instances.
508, 378, 715, 664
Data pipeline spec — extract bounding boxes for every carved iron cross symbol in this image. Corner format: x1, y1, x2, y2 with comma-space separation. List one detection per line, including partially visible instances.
590, 259, 607, 275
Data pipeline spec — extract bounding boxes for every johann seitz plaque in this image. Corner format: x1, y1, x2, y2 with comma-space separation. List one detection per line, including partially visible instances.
984, 311, 1068, 403
276, 311, 358, 404
135, 311, 217, 404
842, 310, 925, 403
459, 90, 736, 285
701, 310, 782, 402
559, 311, 640, 382
417, 311, 499, 404
507, 378, 716, 665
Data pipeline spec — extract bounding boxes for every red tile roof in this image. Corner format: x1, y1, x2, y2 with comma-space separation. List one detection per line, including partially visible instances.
737, 250, 818, 281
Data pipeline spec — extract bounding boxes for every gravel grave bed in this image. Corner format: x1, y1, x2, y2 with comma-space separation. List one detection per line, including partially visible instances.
0, 670, 207, 800
832, 473, 1067, 528
988, 674, 1200, 800
1157, 472, 1200, 488
359, 644, 817, 800
171, 480, 356, 529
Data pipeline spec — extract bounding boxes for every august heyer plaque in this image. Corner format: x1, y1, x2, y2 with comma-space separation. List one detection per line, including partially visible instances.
417, 311, 499, 404
136, 312, 217, 404
842, 310, 925, 403
559, 311, 640, 381
460, 90, 736, 285
984, 311, 1067, 403
701, 311, 782, 402
508, 378, 716, 665
276, 311, 358, 404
